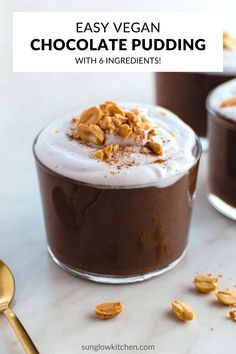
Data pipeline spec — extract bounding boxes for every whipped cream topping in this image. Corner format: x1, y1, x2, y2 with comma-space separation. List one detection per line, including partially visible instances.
34, 103, 197, 188
207, 79, 236, 122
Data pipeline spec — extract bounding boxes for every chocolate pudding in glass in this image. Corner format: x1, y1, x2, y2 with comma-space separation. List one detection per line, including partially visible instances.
33, 101, 201, 283
207, 79, 236, 221
156, 32, 236, 150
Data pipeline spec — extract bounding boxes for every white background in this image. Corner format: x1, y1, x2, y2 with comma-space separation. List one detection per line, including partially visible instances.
13, 12, 222, 72
1, 1, 236, 354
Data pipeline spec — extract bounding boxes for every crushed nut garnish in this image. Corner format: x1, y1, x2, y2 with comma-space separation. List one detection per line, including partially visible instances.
71, 101, 164, 161
98, 115, 112, 130
216, 289, 236, 306
194, 274, 218, 293
95, 302, 123, 320
220, 96, 236, 108
71, 117, 79, 124
119, 124, 133, 138
94, 144, 119, 161
100, 101, 125, 116
223, 32, 236, 50
145, 141, 164, 156
79, 106, 103, 124
171, 300, 195, 321
113, 114, 124, 127
143, 122, 151, 130
75, 123, 105, 145
229, 310, 236, 321
147, 129, 157, 141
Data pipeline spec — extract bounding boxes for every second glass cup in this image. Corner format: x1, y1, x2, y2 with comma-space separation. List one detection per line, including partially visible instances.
207, 79, 236, 220
156, 73, 235, 150
156, 32, 236, 150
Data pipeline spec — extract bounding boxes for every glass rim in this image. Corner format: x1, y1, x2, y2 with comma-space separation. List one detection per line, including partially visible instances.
32, 130, 202, 190
206, 81, 236, 126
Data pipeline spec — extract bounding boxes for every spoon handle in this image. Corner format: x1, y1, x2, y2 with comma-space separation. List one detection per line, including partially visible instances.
3, 307, 39, 354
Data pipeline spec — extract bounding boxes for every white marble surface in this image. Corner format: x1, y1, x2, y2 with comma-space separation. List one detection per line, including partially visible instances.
1, 1, 236, 353
1, 145, 236, 354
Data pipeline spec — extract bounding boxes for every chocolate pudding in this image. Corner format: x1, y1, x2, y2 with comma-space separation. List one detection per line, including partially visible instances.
34, 101, 201, 283
207, 79, 236, 220
156, 32, 236, 142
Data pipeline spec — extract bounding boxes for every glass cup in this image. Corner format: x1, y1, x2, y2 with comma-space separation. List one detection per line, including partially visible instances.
33, 133, 201, 284
207, 88, 236, 221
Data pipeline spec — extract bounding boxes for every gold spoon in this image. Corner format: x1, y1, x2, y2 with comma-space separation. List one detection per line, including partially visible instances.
0, 259, 39, 353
